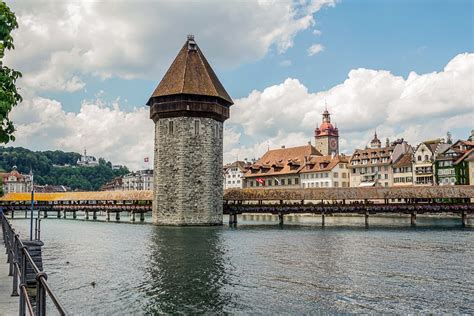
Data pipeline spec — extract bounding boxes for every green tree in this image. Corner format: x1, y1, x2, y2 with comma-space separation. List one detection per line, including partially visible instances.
0, 1, 22, 143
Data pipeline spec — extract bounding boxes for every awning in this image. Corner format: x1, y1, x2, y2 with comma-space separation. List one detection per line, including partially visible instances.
359, 182, 376, 187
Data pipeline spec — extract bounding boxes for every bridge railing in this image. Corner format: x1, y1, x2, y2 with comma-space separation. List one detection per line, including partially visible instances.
0, 210, 67, 316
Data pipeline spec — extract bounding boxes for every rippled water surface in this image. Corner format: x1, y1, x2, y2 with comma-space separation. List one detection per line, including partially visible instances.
10, 215, 474, 314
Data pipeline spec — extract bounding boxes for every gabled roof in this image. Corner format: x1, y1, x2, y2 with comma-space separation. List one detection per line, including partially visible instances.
392, 152, 412, 168
300, 154, 349, 173
148, 36, 233, 105
224, 161, 249, 172
245, 144, 321, 178
454, 148, 474, 165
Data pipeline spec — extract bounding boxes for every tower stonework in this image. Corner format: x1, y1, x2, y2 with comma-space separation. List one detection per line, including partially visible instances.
147, 36, 233, 225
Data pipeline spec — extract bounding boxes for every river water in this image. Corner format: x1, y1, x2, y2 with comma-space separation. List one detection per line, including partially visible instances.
9, 215, 474, 314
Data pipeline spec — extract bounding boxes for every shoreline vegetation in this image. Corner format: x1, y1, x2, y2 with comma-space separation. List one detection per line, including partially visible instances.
0, 146, 129, 190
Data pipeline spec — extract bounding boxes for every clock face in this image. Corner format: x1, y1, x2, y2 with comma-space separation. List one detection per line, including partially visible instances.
330, 138, 338, 149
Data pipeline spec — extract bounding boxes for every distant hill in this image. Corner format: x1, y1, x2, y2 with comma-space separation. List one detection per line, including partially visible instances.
0, 147, 129, 191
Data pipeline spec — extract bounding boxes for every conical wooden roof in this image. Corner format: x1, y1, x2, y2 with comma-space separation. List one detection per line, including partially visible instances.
149, 36, 233, 105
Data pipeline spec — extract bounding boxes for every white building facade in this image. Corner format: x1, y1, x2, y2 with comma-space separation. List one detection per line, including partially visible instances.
224, 161, 248, 189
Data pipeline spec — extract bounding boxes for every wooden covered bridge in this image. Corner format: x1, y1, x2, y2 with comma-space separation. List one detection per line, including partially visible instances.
0, 186, 473, 225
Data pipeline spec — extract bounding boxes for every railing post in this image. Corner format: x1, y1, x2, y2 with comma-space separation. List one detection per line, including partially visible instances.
36, 272, 47, 316
19, 246, 27, 316
11, 237, 18, 297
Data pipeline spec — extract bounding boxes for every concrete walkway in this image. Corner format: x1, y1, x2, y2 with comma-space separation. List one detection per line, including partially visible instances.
0, 226, 18, 316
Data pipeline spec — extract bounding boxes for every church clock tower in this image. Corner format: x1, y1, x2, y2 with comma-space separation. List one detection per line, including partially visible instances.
314, 108, 339, 155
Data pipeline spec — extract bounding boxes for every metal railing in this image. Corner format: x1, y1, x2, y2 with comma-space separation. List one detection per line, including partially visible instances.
1, 211, 66, 316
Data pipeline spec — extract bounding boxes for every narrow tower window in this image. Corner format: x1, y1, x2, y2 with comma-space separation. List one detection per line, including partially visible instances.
195, 120, 200, 135
169, 120, 174, 135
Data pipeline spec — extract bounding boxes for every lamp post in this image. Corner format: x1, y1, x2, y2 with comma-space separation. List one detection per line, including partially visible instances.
29, 169, 34, 241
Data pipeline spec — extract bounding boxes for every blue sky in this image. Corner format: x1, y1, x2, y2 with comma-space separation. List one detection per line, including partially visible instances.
42, 0, 473, 112
6, 0, 474, 168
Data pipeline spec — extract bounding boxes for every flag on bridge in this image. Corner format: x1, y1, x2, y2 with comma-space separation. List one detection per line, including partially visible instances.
256, 178, 265, 186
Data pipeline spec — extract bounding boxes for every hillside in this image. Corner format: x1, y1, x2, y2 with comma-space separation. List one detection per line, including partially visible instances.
0, 147, 129, 191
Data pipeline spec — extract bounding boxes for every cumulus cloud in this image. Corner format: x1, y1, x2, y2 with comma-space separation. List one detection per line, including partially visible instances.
5, 0, 335, 92
307, 43, 325, 56
225, 53, 474, 162
8, 53, 473, 168
10, 97, 154, 170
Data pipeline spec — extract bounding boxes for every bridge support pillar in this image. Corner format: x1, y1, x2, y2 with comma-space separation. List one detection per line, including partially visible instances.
140, 212, 145, 222
85, 211, 89, 220
365, 212, 369, 227
73, 211, 77, 219
93, 211, 97, 221
130, 212, 135, 222
10, 210, 14, 219
43, 210, 48, 218
63, 210, 67, 219
228, 213, 237, 226
461, 210, 467, 227
321, 213, 325, 227
106, 212, 110, 221
411, 212, 416, 226
25, 210, 28, 219
278, 213, 284, 226
57, 210, 61, 219
115, 212, 120, 221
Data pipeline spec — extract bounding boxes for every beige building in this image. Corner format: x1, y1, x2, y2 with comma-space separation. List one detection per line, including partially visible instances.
412, 140, 450, 186
244, 144, 320, 188
300, 154, 350, 188
122, 169, 154, 191
1, 167, 33, 194
349, 132, 394, 187
392, 153, 413, 186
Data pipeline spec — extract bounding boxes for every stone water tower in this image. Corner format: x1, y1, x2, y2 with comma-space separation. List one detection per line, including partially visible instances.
147, 35, 233, 225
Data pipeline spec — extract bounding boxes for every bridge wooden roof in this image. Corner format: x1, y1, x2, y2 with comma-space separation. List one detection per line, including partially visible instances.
0, 186, 473, 202
0, 191, 153, 202
224, 186, 474, 201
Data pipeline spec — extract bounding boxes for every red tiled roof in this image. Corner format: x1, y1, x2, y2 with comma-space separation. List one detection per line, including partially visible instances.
454, 148, 474, 165
299, 155, 349, 173
245, 144, 321, 178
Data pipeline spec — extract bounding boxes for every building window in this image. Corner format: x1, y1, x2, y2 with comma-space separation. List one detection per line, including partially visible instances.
288, 179, 292, 185
418, 155, 421, 161
424, 155, 429, 161
295, 178, 299, 185
334, 181, 339, 187
169, 120, 174, 135
195, 120, 200, 135
334, 172, 338, 178
250, 181, 254, 187
281, 179, 285, 185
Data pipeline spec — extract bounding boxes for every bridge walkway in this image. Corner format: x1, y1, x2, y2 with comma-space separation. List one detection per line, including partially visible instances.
0, 224, 18, 316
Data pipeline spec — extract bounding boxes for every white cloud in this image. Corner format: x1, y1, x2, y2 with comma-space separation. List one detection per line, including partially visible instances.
5, 0, 335, 92
279, 59, 292, 67
307, 43, 325, 56
312, 29, 322, 36
10, 97, 154, 170
224, 53, 474, 162
9, 53, 473, 168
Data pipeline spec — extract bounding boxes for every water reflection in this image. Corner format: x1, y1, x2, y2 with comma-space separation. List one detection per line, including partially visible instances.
142, 227, 233, 314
